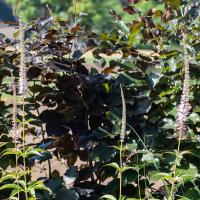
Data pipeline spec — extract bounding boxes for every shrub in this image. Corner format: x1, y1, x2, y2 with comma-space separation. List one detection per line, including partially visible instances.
0, 0, 200, 199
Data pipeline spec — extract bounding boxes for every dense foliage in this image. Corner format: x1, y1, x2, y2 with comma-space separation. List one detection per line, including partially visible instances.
0, 0, 200, 199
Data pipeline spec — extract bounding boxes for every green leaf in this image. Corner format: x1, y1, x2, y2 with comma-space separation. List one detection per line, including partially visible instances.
161, 118, 175, 130
0, 173, 16, 183
188, 113, 200, 124
9, 197, 19, 200
1, 148, 22, 157
18, 180, 27, 189
151, 172, 173, 182
176, 164, 198, 182
0, 184, 21, 191
100, 194, 117, 200
180, 188, 200, 200
141, 152, 159, 165
162, 151, 176, 165
105, 163, 120, 172
29, 181, 51, 193
28, 187, 36, 197
91, 144, 116, 163
128, 22, 142, 46
117, 21, 129, 33
110, 145, 121, 151
165, 0, 180, 10
102, 83, 111, 93
10, 188, 23, 198
121, 166, 134, 173
125, 140, 137, 151
0, 142, 8, 148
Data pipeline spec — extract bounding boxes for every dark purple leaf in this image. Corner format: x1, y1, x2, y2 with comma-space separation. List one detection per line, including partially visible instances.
123, 6, 138, 14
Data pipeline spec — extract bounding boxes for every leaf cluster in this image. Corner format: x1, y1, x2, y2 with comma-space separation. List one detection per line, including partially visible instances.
0, 0, 200, 199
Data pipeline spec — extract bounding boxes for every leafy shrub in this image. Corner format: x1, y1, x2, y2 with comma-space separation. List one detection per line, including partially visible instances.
0, 0, 200, 199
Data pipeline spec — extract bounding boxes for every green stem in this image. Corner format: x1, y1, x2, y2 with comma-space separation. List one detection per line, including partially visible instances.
169, 137, 181, 200
143, 133, 147, 195
22, 96, 28, 199
119, 140, 123, 200
15, 142, 20, 200
137, 155, 141, 200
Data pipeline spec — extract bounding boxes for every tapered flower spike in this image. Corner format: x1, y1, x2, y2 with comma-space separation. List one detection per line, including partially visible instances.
11, 77, 19, 140
175, 33, 191, 140
120, 85, 126, 142
18, 19, 27, 95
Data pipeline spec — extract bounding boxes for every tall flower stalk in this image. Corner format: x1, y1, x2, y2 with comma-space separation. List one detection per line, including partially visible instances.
170, 33, 190, 200
18, 18, 28, 199
119, 84, 126, 199
11, 77, 20, 199
18, 19, 27, 96
11, 77, 18, 141
175, 34, 190, 140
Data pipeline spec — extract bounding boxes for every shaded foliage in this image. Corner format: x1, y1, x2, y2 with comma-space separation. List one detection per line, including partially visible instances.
0, 0, 200, 199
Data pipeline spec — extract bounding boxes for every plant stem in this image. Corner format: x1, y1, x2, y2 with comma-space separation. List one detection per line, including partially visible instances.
119, 140, 123, 200
170, 33, 190, 200
22, 96, 28, 199
137, 155, 141, 200
169, 137, 181, 200
15, 142, 20, 200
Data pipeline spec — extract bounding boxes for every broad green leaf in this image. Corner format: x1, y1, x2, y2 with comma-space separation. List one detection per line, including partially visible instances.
151, 172, 173, 182
176, 164, 198, 182
141, 152, 159, 165
161, 118, 175, 130
188, 113, 200, 124
91, 144, 116, 163
179, 188, 200, 200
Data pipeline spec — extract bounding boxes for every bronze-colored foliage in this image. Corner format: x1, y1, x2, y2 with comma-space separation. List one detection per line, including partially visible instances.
0, 0, 200, 199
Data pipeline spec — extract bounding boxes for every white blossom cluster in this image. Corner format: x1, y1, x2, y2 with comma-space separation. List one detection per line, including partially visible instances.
18, 20, 27, 96
176, 35, 191, 140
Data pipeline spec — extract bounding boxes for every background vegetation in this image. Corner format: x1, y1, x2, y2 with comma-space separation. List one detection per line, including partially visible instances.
5, 0, 164, 31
